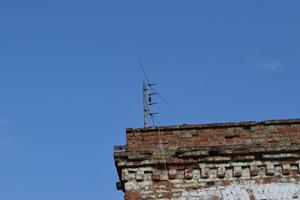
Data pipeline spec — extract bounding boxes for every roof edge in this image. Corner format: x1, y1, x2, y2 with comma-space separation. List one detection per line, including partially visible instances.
126, 118, 300, 133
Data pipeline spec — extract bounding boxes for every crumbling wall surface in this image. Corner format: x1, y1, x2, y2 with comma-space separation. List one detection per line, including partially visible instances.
114, 119, 300, 200
180, 183, 300, 200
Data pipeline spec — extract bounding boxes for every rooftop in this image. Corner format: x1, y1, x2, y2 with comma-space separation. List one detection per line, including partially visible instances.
126, 118, 300, 133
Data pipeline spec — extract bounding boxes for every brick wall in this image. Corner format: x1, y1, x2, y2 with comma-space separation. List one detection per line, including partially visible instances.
126, 119, 300, 151
114, 119, 300, 200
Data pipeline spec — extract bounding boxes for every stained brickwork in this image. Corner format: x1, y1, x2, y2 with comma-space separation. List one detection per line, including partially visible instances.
114, 119, 300, 199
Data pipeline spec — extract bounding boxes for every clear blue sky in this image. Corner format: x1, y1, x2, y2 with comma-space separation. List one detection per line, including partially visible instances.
0, 1, 299, 199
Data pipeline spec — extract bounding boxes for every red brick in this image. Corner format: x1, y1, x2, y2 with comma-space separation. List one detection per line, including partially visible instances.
185, 168, 193, 179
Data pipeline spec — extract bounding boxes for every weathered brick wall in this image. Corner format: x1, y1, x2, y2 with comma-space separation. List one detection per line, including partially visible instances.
125, 119, 300, 151
114, 119, 300, 200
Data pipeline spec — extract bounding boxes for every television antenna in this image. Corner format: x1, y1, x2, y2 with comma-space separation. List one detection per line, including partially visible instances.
137, 55, 165, 127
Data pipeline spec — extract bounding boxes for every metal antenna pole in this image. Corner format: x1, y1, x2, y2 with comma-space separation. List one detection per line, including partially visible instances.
143, 82, 149, 127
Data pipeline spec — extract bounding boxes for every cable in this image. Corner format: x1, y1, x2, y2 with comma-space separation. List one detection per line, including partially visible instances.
137, 55, 168, 172
150, 114, 168, 171
137, 55, 150, 84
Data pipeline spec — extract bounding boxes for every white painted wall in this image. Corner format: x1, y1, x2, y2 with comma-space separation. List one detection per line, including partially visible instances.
180, 183, 300, 200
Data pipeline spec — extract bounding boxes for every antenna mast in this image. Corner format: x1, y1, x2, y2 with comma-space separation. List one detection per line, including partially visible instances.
138, 55, 161, 127
143, 82, 149, 127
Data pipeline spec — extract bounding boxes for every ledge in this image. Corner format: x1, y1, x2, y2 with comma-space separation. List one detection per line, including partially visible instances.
126, 118, 300, 133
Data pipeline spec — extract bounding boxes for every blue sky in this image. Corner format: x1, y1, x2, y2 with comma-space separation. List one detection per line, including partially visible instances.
0, 1, 300, 199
